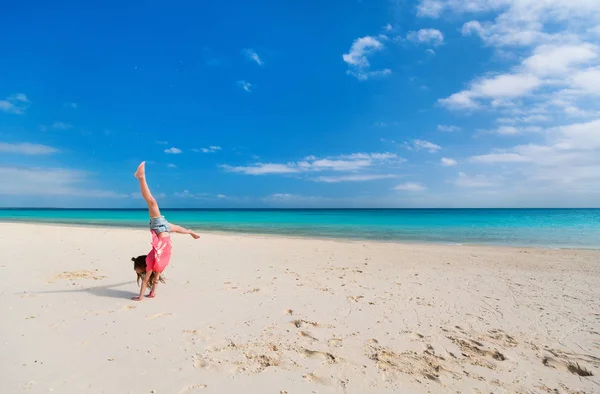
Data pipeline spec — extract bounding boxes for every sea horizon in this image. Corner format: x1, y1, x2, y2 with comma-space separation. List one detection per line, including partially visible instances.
2, 208, 600, 249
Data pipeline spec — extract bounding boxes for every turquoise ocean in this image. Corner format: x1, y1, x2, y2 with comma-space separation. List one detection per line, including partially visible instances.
1, 208, 599, 249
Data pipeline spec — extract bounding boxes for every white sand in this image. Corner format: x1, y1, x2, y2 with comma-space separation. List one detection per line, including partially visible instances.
1, 222, 599, 394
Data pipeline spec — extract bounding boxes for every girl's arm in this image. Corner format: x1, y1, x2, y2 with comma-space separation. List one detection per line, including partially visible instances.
132, 270, 153, 301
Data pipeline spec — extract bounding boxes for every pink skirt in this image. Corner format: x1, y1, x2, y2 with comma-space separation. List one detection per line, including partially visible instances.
146, 230, 172, 273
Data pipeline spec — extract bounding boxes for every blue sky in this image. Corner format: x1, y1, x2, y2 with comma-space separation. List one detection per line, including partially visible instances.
1, 0, 600, 208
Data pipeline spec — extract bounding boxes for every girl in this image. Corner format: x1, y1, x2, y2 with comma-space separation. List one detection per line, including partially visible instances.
132, 254, 165, 291
133, 161, 200, 301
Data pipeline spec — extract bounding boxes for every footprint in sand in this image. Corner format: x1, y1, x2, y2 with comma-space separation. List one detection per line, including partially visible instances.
292, 319, 335, 330
179, 384, 207, 393
22, 381, 35, 391
347, 295, 364, 303
303, 372, 329, 385
300, 348, 336, 363
541, 348, 595, 377
406, 331, 424, 340
193, 356, 209, 369
367, 344, 449, 382
298, 331, 319, 341
449, 336, 506, 362
147, 313, 171, 320
291, 319, 318, 328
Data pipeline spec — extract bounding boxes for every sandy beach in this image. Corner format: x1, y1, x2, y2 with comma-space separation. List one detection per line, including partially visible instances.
1, 222, 599, 394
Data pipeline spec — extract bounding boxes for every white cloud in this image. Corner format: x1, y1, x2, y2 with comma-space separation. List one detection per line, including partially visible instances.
264, 193, 295, 201
194, 146, 222, 153
242, 48, 263, 66
261, 193, 328, 204
8, 93, 28, 102
430, 0, 600, 124
551, 118, 600, 150
411, 139, 441, 152
480, 125, 543, 135
470, 153, 532, 163
164, 147, 182, 154
439, 73, 541, 109
315, 174, 396, 183
237, 80, 252, 92
308, 158, 372, 171
454, 172, 498, 188
346, 68, 392, 81
570, 67, 600, 95
385, 24, 393, 32
338, 152, 398, 160
406, 29, 444, 46
343, 36, 383, 67
416, 0, 446, 18
173, 190, 210, 199
437, 124, 461, 132
0, 142, 59, 155
497, 125, 519, 135
394, 182, 427, 192
64, 102, 78, 109
222, 163, 301, 175
0, 93, 30, 115
497, 115, 551, 124
222, 152, 401, 175
343, 36, 391, 80
167, 163, 177, 168
217, 194, 227, 199
441, 157, 457, 166
466, 119, 600, 193
522, 43, 597, 77
52, 122, 72, 130
0, 166, 126, 197
173, 190, 192, 198
460, 2, 600, 46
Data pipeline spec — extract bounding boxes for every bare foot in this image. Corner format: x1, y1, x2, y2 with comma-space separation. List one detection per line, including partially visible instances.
134, 161, 146, 179
191, 233, 200, 239
132, 296, 143, 301
146, 291, 156, 298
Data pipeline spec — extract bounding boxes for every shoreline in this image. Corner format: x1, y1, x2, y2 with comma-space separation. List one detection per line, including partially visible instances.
1, 219, 599, 251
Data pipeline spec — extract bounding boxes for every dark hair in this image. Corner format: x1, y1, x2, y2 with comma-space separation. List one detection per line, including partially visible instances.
131, 255, 165, 289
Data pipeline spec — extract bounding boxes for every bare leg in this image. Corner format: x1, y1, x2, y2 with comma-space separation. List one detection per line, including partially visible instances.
170, 223, 200, 239
134, 162, 161, 218
132, 269, 153, 301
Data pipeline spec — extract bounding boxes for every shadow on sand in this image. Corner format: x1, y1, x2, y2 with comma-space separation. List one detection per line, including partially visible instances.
31, 281, 138, 300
